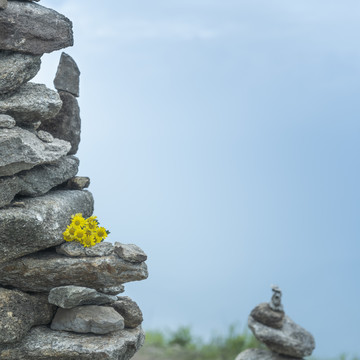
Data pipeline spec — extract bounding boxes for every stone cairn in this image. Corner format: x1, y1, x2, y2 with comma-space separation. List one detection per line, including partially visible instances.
0, 1, 148, 359
236, 286, 316, 360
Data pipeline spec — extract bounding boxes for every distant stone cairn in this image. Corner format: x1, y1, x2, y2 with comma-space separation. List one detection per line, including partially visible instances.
235, 286, 315, 360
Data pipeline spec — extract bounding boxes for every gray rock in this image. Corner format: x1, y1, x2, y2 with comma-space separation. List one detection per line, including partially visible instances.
54, 52, 80, 97
0, 126, 70, 177
56, 241, 86, 257
235, 349, 303, 360
269, 285, 284, 312
0, 287, 55, 344
49, 286, 117, 309
0, 0, 6, 10
39, 90, 80, 155
36, 130, 53, 143
100, 285, 125, 296
112, 297, 143, 329
51, 306, 124, 334
248, 315, 315, 358
0, 51, 41, 94
0, 82, 62, 127
0, 1, 73, 54
0, 156, 79, 208
56, 241, 114, 257
0, 114, 15, 128
85, 242, 114, 257
0, 251, 148, 292
0, 190, 93, 264
64, 176, 90, 190
250, 303, 284, 329
114, 243, 147, 263
0, 325, 145, 359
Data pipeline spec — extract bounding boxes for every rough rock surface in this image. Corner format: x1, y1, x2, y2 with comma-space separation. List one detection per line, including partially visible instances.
63, 176, 90, 190
235, 349, 303, 360
49, 286, 117, 309
0, 251, 148, 292
114, 243, 147, 263
0, 83, 62, 127
56, 241, 86, 257
0, 156, 79, 208
0, 114, 15, 128
51, 306, 124, 334
36, 130, 53, 143
56, 241, 114, 257
86, 242, 115, 257
0, 1, 73, 54
100, 285, 125, 296
0, 0, 6, 10
250, 303, 284, 329
0, 190, 94, 264
0, 51, 41, 94
54, 52, 80, 97
248, 315, 315, 358
112, 297, 143, 329
0, 126, 70, 177
39, 90, 80, 154
0, 287, 55, 344
0, 325, 145, 360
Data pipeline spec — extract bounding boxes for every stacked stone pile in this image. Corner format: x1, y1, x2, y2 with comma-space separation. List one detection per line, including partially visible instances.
0, 1, 148, 359
235, 286, 316, 360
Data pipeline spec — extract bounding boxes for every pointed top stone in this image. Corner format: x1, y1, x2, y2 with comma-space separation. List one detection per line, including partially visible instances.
54, 52, 80, 97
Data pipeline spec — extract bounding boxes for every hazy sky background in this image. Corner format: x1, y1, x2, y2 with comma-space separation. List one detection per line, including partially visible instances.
36, 1, 360, 358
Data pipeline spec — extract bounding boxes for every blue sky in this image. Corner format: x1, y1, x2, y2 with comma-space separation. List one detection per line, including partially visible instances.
37, 1, 360, 357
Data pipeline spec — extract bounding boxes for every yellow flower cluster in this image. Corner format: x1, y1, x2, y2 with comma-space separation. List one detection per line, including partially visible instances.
63, 213, 109, 247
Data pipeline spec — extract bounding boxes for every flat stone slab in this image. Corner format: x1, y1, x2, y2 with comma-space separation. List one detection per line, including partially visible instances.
0, 156, 79, 208
112, 297, 143, 329
56, 241, 114, 257
99, 285, 125, 296
0, 251, 148, 292
0, 287, 55, 344
0, 126, 70, 177
49, 286, 117, 309
0, 1, 73, 54
54, 52, 80, 97
0, 190, 94, 264
0, 82, 62, 127
250, 303, 284, 329
0, 51, 41, 95
51, 305, 124, 334
235, 349, 304, 360
114, 243, 147, 263
39, 90, 80, 155
248, 315, 315, 358
0, 325, 144, 359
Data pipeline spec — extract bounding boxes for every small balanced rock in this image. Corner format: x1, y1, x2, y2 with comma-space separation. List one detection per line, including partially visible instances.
250, 285, 284, 329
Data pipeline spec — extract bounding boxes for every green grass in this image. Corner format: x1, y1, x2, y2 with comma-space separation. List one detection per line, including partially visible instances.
135, 325, 359, 360
137, 324, 264, 360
